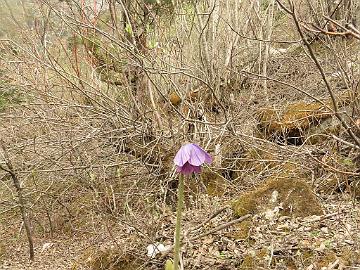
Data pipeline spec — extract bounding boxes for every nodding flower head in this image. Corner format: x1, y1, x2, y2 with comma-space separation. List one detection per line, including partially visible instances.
174, 143, 212, 175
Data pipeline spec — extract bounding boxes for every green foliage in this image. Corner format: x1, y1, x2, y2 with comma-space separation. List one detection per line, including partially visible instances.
0, 86, 22, 111
125, 24, 133, 36
260, 0, 271, 11
165, 259, 174, 270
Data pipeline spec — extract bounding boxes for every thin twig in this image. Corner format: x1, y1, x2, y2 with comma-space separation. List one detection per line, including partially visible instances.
276, 0, 360, 148
160, 214, 252, 260
0, 142, 34, 261
189, 214, 251, 241
189, 206, 230, 233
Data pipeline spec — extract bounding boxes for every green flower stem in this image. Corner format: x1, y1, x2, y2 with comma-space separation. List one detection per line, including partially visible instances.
174, 174, 184, 270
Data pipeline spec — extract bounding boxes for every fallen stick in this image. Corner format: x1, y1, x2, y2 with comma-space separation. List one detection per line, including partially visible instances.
189, 214, 252, 241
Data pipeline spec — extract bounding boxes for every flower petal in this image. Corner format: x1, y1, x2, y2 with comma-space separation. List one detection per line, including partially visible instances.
174, 143, 212, 169
193, 165, 201, 173
204, 151, 212, 164
176, 162, 201, 175
188, 143, 212, 166
195, 144, 212, 164
174, 144, 191, 166
188, 149, 205, 166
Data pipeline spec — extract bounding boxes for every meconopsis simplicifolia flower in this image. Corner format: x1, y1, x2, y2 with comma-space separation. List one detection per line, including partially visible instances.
173, 143, 212, 175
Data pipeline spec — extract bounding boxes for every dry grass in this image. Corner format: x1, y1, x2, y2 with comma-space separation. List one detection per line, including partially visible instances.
0, 0, 359, 269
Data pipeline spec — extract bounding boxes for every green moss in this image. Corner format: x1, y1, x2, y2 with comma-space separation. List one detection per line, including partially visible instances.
239, 254, 256, 269
282, 102, 328, 129
233, 220, 252, 240
318, 251, 337, 268
0, 87, 22, 111
257, 102, 329, 144
298, 249, 339, 268
233, 175, 323, 218
307, 119, 341, 144
232, 193, 257, 217
301, 250, 314, 265
238, 249, 267, 270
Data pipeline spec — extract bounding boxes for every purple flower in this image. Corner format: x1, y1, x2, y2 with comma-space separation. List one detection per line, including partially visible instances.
174, 143, 212, 175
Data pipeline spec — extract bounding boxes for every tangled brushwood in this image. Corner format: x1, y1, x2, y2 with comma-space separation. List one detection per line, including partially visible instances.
0, 0, 359, 269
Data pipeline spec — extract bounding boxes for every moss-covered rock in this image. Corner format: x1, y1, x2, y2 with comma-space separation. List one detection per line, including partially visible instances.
257, 102, 331, 145
306, 117, 341, 144
256, 94, 352, 145
233, 175, 323, 218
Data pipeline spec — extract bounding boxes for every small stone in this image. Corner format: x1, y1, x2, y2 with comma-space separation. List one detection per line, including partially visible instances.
320, 227, 329, 234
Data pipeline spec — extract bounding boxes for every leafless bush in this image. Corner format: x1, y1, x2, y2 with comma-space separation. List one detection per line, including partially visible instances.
0, 0, 359, 265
